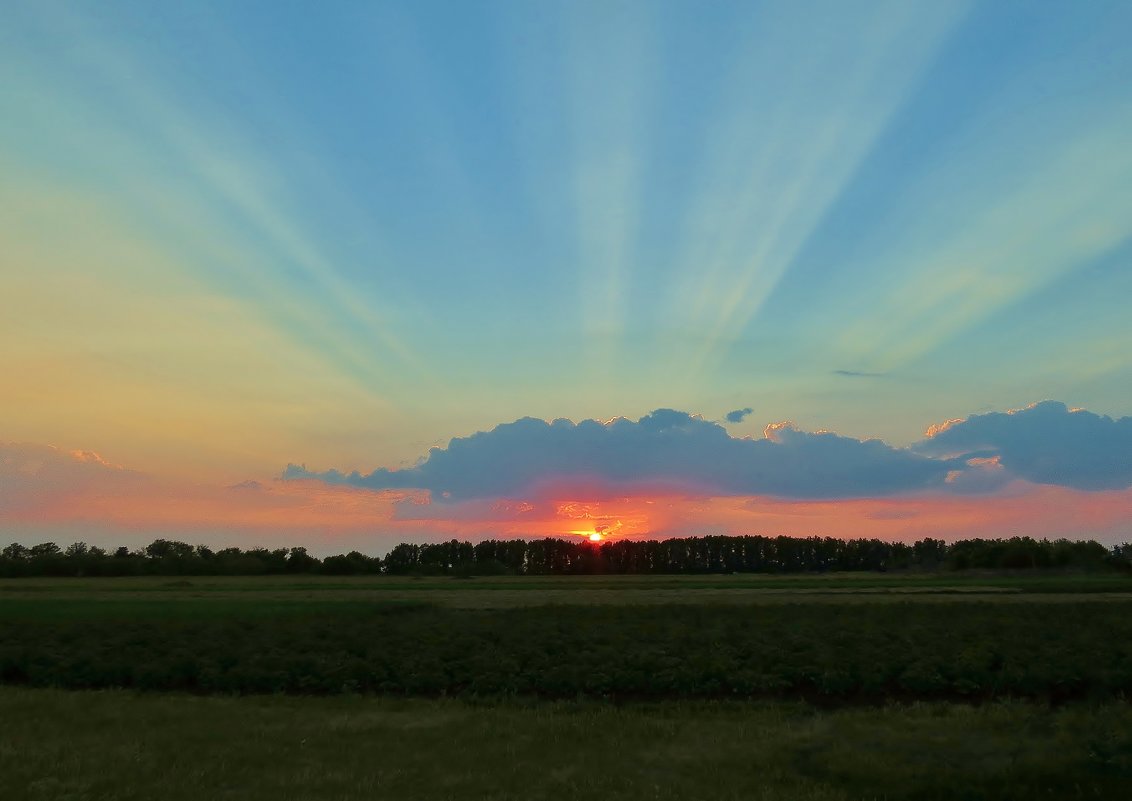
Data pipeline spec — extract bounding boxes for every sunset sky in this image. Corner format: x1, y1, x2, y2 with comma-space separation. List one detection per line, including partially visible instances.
3, 0, 1131, 553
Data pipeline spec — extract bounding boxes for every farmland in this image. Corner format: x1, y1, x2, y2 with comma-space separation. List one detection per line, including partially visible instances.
3, 572, 1131, 798
3, 570, 1131, 605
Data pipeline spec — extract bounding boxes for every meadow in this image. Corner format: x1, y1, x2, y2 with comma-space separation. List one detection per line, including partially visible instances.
4, 689, 1131, 801
3, 572, 1131, 799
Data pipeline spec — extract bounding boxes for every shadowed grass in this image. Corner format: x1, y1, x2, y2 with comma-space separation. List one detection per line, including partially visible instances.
1, 572, 1128, 610
2, 689, 1130, 800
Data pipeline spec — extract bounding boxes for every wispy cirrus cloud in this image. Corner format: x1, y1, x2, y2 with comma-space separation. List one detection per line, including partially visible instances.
0, 441, 414, 550
0, 442, 142, 516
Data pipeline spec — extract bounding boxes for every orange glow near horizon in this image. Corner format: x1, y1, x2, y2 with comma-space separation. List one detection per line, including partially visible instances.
566, 529, 607, 542
5, 446, 1132, 552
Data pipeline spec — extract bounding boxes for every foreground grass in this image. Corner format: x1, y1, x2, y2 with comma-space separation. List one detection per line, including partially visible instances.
2, 689, 1130, 800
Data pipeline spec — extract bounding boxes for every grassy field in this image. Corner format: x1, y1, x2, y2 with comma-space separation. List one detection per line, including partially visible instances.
3, 572, 1130, 798
3, 689, 1131, 801
2, 571, 1130, 608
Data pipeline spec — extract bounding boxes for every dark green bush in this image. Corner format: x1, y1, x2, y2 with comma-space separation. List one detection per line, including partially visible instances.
2, 602, 1131, 702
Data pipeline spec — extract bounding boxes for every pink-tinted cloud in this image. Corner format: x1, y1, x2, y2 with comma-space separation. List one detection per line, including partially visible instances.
1, 442, 407, 548
0, 442, 143, 517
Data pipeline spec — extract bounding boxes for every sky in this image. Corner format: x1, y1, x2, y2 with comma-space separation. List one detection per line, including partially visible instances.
2, 0, 1131, 553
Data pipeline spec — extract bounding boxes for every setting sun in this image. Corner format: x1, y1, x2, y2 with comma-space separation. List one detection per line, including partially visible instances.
588, 532, 603, 542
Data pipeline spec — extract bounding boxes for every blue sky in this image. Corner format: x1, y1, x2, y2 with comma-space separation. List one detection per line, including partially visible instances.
1, 1, 1130, 547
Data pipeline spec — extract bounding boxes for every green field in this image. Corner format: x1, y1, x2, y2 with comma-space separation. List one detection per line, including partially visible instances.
4, 689, 1131, 801
3, 570, 1130, 606
3, 573, 1131, 798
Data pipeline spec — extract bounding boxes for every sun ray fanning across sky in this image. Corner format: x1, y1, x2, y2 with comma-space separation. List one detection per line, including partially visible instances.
1, 0, 1130, 549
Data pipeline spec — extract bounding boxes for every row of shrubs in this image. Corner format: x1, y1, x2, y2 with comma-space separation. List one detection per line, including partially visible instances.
2, 601, 1130, 701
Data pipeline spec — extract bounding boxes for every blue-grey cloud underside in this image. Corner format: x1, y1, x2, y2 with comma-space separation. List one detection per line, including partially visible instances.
725, 407, 753, 423
914, 401, 1132, 491
285, 409, 957, 501
286, 403, 1132, 501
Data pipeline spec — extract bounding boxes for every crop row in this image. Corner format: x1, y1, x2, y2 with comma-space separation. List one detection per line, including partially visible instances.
2, 602, 1130, 701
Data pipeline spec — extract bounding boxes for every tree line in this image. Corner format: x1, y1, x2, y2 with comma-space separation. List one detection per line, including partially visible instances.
1, 535, 1129, 578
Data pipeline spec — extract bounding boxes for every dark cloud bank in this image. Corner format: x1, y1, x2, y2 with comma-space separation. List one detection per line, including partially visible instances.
283, 401, 1132, 501
914, 401, 1132, 491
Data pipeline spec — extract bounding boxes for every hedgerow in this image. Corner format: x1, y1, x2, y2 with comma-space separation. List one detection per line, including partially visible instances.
1, 601, 1129, 702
